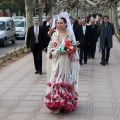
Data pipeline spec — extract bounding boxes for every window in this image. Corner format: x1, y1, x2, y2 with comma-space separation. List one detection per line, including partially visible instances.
7, 21, 11, 29
0, 21, 5, 30
14, 21, 24, 27
10, 20, 15, 28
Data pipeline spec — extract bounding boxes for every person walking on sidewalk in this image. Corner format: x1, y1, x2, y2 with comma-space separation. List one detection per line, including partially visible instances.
89, 19, 98, 59
98, 15, 115, 66
97, 14, 103, 52
76, 19, 91, 65
45, 12, 79, 113
26, 17, 45, 74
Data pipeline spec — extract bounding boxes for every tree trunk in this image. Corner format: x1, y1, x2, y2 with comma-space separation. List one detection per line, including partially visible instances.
47, 5, 52, 17
25, 0, 34, 43
112, 3, 120, 34
37, 0, 44, 25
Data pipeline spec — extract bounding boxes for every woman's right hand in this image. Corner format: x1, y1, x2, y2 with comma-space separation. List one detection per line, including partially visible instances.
49, 53, 52, 59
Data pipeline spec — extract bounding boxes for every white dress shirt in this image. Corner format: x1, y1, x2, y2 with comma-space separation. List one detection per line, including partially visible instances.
46, 22, 50, 26
34, 25, 39, 34
100, 20, 103, 24
82, 25, 86, 35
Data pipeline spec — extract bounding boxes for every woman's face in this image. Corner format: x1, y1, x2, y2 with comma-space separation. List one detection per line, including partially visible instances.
57, 19, 66, 30
55, 20, 58, 28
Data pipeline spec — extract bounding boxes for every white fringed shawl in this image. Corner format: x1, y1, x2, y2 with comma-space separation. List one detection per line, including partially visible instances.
46, 31, 79, 93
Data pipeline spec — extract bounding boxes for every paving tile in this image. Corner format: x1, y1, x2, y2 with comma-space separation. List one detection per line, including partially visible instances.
0, 100, 15, 107
78, 97, 88, 102
63, 115, 86, 120
93, 108, 114, 116
0, 108, 9, 113
18, 101, 39, 107
93, 93, 111, 98
34, 113, 58, 120
1, 96, 20, 101
93, 102, 113, 108
6, 113, 30, 120
28, 92, 45, 96
6, 92, 24, 96
12, 107, 35, 113
92, 116, 115, 120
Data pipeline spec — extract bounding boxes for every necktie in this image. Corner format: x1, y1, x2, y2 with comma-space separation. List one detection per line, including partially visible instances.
35, 26, 38, 43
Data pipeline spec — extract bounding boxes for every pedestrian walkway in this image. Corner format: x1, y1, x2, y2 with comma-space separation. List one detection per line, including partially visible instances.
0, 36, 120, 120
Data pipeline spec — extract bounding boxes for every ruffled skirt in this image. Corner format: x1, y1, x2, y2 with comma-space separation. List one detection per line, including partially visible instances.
45, 80, 78, 112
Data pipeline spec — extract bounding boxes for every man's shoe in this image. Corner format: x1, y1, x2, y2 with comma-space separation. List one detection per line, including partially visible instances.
100, 62, 106, 66
84, 62, 87, 64
39, 71, 42, 75
35, 71, 39, 74
106, 61, 109, 65
80, 62, 83, 65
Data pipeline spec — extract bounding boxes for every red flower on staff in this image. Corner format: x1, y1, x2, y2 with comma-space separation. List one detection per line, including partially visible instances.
53, 41, 58, 47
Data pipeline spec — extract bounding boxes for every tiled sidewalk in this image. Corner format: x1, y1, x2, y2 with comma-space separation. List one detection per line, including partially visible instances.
0, 36, 120, 120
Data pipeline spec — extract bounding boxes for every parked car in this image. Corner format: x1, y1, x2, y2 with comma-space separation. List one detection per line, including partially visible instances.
12, 16, 26, 39
0, 17, 16, 47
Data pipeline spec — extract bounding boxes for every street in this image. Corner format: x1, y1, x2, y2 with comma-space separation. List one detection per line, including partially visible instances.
0, 39, 25, 57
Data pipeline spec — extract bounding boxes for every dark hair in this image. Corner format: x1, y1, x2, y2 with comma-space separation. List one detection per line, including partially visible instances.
69, 16, 73, 20
96, 20, 100, 26
103, 15, 109, 19
98, 14, 102, 17
81, 18, 87, 22
59, 17, 67, 23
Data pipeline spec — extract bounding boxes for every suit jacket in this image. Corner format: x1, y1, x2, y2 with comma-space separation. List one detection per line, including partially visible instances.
42, 21, 47, 28
26, 25, 45, 51
73, 24, 77, 40
43, 21, 51, 47
76, 25, 91, 48
89, 24, 98, 44
98, 22, 115, 49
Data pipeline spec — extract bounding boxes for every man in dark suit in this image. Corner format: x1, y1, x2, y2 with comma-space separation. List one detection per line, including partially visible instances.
89, 19, 98, 59
74, 17, 80, 26
42, 16, 51, 27
76, 19, 91, 65
98, 15, 115, 65
43, 16, 51, 51
69, 16, 77, 39
26, 17, 45, 74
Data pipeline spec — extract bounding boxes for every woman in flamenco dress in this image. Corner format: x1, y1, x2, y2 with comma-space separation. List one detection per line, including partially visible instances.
45, 12, 80, 113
